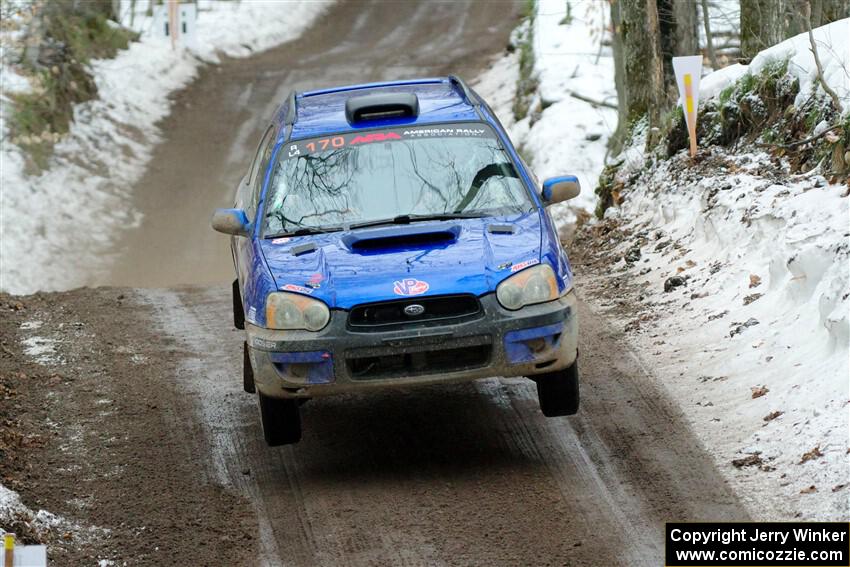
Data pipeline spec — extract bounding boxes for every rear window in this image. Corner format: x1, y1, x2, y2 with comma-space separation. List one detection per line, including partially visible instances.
261, 123, 532, 236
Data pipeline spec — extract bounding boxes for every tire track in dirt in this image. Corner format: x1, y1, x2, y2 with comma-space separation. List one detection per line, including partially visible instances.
137, 285, 746, 566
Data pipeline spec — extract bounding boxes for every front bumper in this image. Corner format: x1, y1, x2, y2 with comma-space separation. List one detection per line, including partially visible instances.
247, 291, 578, 399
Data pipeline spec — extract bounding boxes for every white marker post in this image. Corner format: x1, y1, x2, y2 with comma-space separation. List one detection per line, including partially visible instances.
1, 533, 47, 567
672, 56, 703, 157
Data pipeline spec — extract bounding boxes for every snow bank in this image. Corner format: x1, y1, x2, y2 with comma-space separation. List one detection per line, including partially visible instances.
0, 1, 333, 295
527, 0, 617, 221
699, 19, 850, 110
600, 152, 849, 520
473, 0, 616, 225
589, 20, 850, 520
1, 483, 63, 542
478, 8, 849, 520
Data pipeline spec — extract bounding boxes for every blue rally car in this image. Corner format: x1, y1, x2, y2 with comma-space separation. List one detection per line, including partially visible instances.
212, 76, 582, 446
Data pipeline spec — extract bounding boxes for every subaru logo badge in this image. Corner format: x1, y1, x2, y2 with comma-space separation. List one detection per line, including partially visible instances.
404, 304, 425, 317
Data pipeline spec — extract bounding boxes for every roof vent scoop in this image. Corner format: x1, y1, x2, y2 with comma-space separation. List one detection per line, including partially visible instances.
345, 92, 419, 123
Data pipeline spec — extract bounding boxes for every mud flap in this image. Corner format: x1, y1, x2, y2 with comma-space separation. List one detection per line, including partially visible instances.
243, 341, 255, 393
233, 279, 245, 330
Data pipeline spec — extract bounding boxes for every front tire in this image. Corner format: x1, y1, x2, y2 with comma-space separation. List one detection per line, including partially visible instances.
535, 361, 579, 417
257, 392, 302, 446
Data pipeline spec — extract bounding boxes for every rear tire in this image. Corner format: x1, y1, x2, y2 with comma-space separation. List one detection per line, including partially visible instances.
535, 361, 579, 417
257, 392, 302, 446
243, 341, 255, 393
233, 279, 245, 330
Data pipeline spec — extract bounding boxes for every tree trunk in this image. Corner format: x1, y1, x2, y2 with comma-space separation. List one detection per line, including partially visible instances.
740, 0, 787, 59
620, 0, 665, 144
658, 0, 700, 100
673, 0, 700, 55
815, 0, 850, 24
608, 0, 629, 155
700, 0, 719, 69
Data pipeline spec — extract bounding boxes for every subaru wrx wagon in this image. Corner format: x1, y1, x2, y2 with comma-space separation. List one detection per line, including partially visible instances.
212, 76, 582, 445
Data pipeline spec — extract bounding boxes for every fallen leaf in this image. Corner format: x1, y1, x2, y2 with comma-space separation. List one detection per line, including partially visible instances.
799, 446, 824, 464
751, 385, 769, 399
732, 454, 763, 468
749, 274, 762, 288
800, 485, 817, 494
763, 411, 783, 422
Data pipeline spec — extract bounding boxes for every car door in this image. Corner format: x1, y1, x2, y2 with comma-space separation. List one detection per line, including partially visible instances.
232, 124, 277, 323
233, 124, 278, 307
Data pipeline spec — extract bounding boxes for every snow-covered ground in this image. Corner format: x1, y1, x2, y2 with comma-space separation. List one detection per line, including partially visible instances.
0, 0, 332, 542
0, 0, 333, 295
599, 21, 849, 521
475, 0, 617, 224
478, 5, 849, 521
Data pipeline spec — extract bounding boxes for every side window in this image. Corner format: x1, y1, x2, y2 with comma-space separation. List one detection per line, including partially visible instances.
247, 126, 277, 219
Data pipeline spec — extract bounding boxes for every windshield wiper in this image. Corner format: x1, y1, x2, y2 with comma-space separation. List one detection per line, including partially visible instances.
264, 225, 344, 238
347, 212, 487, 231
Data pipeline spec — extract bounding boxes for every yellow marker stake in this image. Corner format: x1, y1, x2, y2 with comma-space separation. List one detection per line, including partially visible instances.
4, 532, 14, 567
683, 73, 697, 157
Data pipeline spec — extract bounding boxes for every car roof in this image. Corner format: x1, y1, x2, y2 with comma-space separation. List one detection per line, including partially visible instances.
277, 77, 485, 140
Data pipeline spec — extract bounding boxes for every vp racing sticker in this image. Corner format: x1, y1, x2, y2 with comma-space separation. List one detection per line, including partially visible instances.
510, 258, 540, 272
393, 278, 429, 296
282, 283, 314, 295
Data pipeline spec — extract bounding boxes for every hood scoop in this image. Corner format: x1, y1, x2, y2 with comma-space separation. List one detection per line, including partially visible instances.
342, 224, 461, 252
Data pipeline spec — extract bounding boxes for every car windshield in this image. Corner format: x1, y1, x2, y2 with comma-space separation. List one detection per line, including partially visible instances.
262, 123, 533, 236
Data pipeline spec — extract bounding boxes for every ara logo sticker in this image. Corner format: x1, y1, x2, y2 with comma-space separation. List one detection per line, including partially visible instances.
350, 132, 402, 145
510, 258, 540, 272
393, 278, 429, 296
282, 283, 313, 295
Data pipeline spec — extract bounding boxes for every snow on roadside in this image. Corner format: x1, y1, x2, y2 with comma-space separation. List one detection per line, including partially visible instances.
527, 0, 617, 220
698, 19, 850, 108
476, 0, 617, 224
585, 21, 850, 520
1, 483, 106, 546
0, 1, 333, 295
477, 6, 849, 520
596, 151, 849, 520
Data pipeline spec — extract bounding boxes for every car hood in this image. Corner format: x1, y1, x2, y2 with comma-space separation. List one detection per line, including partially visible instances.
259, 211, 543, 309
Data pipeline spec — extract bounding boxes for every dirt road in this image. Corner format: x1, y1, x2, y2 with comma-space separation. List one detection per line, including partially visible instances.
141, 286, 747, 566
107, 0, 523, 288
2, 1, 749, 565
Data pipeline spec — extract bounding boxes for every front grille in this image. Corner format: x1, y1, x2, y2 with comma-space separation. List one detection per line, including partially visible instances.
346, 336, 492, 380
348, 294, 481, 330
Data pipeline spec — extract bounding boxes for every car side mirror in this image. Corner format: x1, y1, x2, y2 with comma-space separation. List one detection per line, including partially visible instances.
541, 175, 581, 205
211, 208, 251, 237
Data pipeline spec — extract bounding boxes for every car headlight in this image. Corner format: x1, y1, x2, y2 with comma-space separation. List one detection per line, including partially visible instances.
265, 292, 330, 331
496, 263, 560, 310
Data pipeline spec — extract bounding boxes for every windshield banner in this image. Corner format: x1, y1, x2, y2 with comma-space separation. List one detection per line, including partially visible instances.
284, 123, 495, 159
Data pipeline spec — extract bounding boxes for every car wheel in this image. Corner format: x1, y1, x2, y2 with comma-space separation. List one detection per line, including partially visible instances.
535, 361, 579, 417
257, 392, 302, 446
243, 341, 255, 393
233, 279, 245, 330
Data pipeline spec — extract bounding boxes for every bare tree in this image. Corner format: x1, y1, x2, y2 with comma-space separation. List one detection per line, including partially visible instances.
700, 0, 719, 69
608, 0, 629, 154
657, 0, 700, 98
740, 0, 787, 58
802, 0, 844, 113
620, 0, 665, 144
